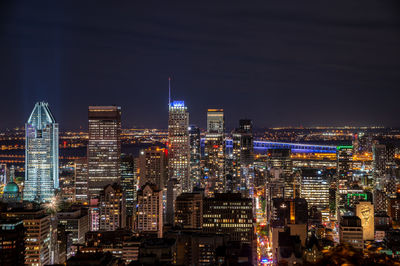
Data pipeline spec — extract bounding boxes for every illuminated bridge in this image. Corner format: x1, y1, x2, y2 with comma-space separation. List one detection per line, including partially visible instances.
201, 139, 337, 154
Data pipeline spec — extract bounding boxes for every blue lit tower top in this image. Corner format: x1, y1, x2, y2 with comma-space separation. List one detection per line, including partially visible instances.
24, 102, 59, 203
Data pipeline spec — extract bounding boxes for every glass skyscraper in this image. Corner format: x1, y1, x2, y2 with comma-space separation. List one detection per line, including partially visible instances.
24, 102, 59, 202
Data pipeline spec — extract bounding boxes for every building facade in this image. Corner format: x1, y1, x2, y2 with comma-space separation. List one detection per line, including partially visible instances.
204, 109, 225, 196
99, 183, 126, 231
168, 101, 190, 193
87, 106, 121, 198
24, 102, 59, 202
138, 147, 168, 189
136, 183, 163, 237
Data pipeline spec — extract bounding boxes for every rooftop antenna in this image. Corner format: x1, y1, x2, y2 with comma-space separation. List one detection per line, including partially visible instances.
168, 77, 171, 108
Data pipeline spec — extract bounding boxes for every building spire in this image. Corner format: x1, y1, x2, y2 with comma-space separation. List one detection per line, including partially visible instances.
168, 77, 171, 108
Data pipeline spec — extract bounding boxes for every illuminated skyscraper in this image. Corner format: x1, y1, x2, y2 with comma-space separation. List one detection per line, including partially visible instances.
88, 106, 121, 198
168, 101, 190, 192
204, 109, 225, 196
24, 102, 59, 203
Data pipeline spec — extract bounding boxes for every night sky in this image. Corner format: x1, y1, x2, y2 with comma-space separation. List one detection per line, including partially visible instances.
0, 1, 399, 130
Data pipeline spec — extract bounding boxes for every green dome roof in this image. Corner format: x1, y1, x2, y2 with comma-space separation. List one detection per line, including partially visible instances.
4, 182, 19, 193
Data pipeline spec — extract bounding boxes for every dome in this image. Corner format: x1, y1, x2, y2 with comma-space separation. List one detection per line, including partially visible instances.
4, 182, 19, 193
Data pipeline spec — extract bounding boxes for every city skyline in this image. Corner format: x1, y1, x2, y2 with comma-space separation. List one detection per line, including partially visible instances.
0, 1, 399, 129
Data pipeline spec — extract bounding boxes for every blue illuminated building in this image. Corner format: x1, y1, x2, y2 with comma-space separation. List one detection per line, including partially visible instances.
23, 102, 59, 202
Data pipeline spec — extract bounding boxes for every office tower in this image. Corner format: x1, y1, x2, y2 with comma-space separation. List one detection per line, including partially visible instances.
136, 183, 163, 237
237, 119, 254, 166
0, 219, 25, 265
189, 125, 201, 188
339, 216, 363, 250
24, 102, 59, 203
168, 101, 190, 193
57, 208, 89, 244
88, 106, 121, 198
336, 145, 353, 219
203, 193, 254, 244
121, 153, 136, 228
99, 183, 126, 231
204, 109, 225, 196
138, 147, 168, 189
300, 169, 329, 211
174, 192, 203, 229
355, 201, 374, 240
232, 119, 254, 196
74, 158, 88, 204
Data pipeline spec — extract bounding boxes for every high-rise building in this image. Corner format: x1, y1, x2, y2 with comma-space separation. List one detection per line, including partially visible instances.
232, 119, 254, 195
74, 158, 88, 204
121, 153, 136, 228
88, 106, 121, 199
300, 169, 329, 211
136, 183, 163, 237
138, 147, 168, 189
99, 183, 126, 231
203, 193, 254, 244
188, 125, 201, 188
204, 109, 225, 196
168, 101, 190, 193
174, 192, 203, 229
24, 102, 59, 203
336, 145, 353, 219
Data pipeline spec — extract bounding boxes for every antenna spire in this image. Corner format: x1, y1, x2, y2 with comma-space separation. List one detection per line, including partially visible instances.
168, 77, 171, 108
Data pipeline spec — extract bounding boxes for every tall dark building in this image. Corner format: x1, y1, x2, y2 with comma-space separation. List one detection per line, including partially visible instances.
232, 119, 254, 195
88, 106, 121, 199
189, 125, 201, 188
121, 153, 136, 228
